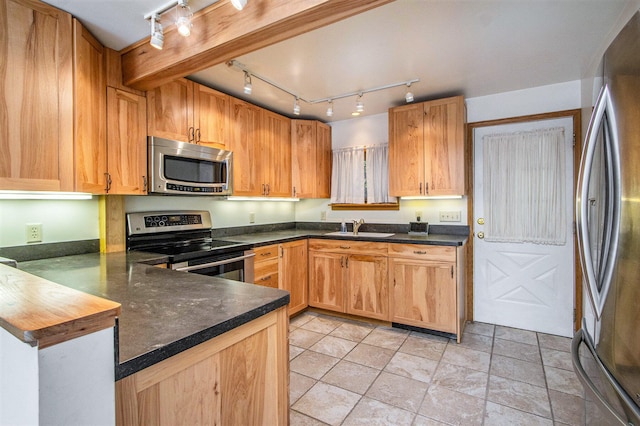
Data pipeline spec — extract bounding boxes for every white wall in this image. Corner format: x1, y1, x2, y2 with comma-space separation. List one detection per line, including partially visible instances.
0, 199, 99, 247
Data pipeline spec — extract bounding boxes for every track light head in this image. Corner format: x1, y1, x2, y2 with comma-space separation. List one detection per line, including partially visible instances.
326, 100, 333, 117
150, 15, 164, 50
243, 71, 253, 95
176, 0, 193, 37
355, 94, 364, 113
231, 0, 248, 10
293, 98, 301, 116
405, 83, 414, 103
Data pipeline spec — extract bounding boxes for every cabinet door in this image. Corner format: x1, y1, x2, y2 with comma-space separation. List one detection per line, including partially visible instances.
107, 88, 147, 194
229, 98, 262, 196
346, 254, 389, 321
291, 120, 317, 198
280, 240, 308, 316
0, 0, 73, 191
308, 251, 345, 313
315, 122, 332, 198
388, 103, 425, 197
262, 110, 291, 197
423, 96, 465, 196
73, 20, 107, 194
390, 258, 456, 333
147, 78, 193, 143
194, 84, 229, 149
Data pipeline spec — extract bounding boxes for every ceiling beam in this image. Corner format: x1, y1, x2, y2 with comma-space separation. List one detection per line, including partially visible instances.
121, 0, 395, 91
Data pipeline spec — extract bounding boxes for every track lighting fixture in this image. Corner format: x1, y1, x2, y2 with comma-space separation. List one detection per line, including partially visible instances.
175, 0, 193, 37
243, 71, 253, 95
231, 0, 248, 10
150, 14, 164, 50
326, 100, 334, 117
405, 83, 414, 103
355, 94, 364, 113
293, 97, 301, 115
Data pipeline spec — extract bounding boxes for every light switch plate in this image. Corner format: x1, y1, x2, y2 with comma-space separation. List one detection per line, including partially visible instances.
439, 211, 461, 222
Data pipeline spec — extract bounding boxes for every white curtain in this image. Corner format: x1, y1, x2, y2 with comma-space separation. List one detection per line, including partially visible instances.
483, 127, 566, 245
366, 145, 397, 204
331, 147, 365, 204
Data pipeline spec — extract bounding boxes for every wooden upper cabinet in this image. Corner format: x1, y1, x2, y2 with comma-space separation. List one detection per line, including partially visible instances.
193, 84, 230, 149
291, 120, 332, 198
261, 110, 291, 197
229, 97, 262, 196
73, 19, 107, 194
389, 95, 465, 196
147, 78, 194, 143
107, 88, 147, 194
0, 0, 74, 191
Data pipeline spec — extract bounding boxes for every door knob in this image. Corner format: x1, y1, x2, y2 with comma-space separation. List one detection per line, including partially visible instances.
477, 218, 485, 225
477, 232, 485, 239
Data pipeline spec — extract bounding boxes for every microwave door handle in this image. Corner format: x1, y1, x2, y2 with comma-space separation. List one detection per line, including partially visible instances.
174, 252, 256, 272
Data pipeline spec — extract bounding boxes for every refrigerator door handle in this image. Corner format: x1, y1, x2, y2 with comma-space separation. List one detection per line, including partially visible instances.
572, 328, 640, 425
576, 85, 621, 319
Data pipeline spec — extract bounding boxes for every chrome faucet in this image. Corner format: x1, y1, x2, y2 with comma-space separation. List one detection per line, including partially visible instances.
353, 218, 365, 235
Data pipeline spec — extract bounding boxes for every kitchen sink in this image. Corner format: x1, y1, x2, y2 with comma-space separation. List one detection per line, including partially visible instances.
324, 231, 394, 238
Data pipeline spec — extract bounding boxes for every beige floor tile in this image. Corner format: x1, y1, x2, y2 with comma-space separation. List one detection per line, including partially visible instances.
419, 385, 485, 425
290, 345, 305, 361
361, 327, 409, 350
290, 328, 325, 349
292, 382, 361, 426
537, 332, 572, 353
329, 321, 374, 342
342, 397, 415, 426
484, 401, 553, 426
464, 321, 495, 337
290, 409, 329, 426
300, 316, 344, 334
431, 361, 489, 398
344, 342, 396, 370
549, 389, 585, 425
291, 350, 340, 380
384, 351, 439, 383
398, 335, 447, 362
309, 335, 358, 358
441, 344, 491, 372
412, 415, 449, 425
487, 375, 551, 418
321, 360, 380, 394
541, 346, 573, 371
492, 337, 542, 364
290, 312, 318, 328
494, 326, 538, 346
490, 354, 546, 387
291, 371, 317, 404
456, 332, 494, 353
545, 365, 584, 398
366, 371, 428, 412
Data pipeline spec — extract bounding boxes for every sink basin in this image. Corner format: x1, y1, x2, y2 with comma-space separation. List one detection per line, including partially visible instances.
324, 231, 394, 238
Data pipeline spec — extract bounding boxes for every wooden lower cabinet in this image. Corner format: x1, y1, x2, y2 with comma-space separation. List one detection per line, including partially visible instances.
308, 251, 346, 312
115, 307, 289, 426
345, 254, 388, 320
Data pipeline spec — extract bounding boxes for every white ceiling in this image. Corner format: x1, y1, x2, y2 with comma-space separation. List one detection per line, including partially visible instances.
45, 0, 633, 122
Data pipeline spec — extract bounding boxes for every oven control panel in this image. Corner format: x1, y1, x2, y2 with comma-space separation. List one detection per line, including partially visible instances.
127, 210, 212, 235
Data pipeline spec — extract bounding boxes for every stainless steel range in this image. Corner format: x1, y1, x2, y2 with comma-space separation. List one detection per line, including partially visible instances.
126, 210, 254, 282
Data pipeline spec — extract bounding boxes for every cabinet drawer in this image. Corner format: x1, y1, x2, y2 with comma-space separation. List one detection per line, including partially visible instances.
255, 259, 279, 288
388, 244, 455, 262
254, 244, 279, 262
309, 239, 388, 256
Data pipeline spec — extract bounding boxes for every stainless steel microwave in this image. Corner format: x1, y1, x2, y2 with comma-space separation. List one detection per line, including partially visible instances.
148, 137, 233, 195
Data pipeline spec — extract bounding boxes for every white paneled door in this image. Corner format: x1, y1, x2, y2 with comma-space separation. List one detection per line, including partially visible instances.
473, 117, 575, 337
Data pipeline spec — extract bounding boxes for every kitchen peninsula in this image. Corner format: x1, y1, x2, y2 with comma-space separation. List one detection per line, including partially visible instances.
2, 251, 290, 425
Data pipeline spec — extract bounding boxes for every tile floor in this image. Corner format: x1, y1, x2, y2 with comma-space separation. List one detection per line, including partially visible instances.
288, 311, 585, 426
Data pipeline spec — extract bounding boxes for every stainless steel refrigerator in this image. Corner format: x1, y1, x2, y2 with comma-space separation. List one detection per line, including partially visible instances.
573, 9, 640, 425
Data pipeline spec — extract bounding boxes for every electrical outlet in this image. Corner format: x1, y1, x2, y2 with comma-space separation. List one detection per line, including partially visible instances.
249, 212, 255, 223
439, 211, 461, 222
26, 223, 42, 243
320, 211, 327, 221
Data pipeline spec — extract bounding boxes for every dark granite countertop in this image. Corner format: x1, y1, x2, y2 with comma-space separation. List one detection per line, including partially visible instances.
19, 252, 289, 380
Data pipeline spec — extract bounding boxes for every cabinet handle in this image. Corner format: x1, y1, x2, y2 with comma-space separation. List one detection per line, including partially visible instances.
188, 127, 195, 142
451, 266, 454, 278
293, 186, 296, 197
261, 275, 272, 281
266, 183, 270, 195
261, 252, 272, 257
426, 182, 429, 194
280, 247, 284, 258
142, 176, 148, 192
413, 250, 427, 255
419, 182, 422, 194
196, 128, 201, 143
262, 184, 266, 196
104, 172, 112, 192
345, 257, 349, 268
340, 256, 344, 268
340, 245, 351, 249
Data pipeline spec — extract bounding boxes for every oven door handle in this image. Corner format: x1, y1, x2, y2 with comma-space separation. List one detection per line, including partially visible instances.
174, 252, 255, 272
